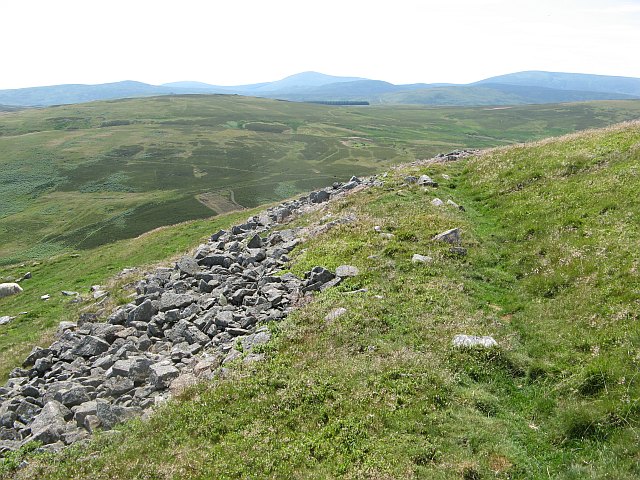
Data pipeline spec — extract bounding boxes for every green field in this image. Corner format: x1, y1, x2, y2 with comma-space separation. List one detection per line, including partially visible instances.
2, 96, 640, 264
9, 121, 640, 479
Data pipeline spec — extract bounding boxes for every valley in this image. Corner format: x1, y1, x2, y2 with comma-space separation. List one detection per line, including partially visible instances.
2, 96, 640, 265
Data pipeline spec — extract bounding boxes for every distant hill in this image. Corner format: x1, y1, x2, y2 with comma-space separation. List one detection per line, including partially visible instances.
475, 71, 640, 97
1, 71, 639, 107
0, 81, 175, 107
377, 83, 639, 106
245, 71, 365, 92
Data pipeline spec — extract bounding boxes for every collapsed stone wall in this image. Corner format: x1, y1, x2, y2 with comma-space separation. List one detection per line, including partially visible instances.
0, 175, 376, 454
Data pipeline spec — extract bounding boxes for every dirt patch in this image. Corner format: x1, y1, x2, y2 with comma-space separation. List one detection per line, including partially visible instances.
196, 191, 244, 214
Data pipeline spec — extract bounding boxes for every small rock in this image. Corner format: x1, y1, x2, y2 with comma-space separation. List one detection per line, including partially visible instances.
404, 175, 418, 184
417, 175, 438, 187
335, 265, 359, 278
0, 316, 15, 326
61, 291, 79, 296
412, 254, 433, 264
447, 199, 465, 211
452, 335, 498, 348
432, 228, 461, 244
431, 198, 444, 207
41, 294, 51, 301
325, 307, 347, 322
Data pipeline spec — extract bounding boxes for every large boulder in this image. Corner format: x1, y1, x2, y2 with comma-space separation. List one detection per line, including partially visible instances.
30, 401, 71, 445
72, 335, 110, 357
0, 283, 22, 299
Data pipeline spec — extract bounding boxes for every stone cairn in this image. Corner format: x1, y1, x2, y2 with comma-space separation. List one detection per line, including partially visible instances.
0, 175, 376, 454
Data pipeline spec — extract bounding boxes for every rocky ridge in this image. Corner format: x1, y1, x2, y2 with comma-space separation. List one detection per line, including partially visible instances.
0, 175, 377, 455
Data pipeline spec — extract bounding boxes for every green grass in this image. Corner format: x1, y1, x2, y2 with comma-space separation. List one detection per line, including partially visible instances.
2, 96, 640, 263
0, 208, 260, 382
11, 121, 640, 478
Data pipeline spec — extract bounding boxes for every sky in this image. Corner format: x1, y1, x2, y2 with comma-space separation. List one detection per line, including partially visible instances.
1, 0, 639, 89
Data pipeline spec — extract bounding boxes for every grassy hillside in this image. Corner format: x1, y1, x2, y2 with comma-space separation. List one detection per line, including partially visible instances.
11, 121, 640, 478
2, 96, 640, 264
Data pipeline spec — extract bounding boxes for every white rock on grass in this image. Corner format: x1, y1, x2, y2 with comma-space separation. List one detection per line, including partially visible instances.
336, 265, 359, 278
412, 254, 433, 264
452, 334, 497, 348
0, 283, 23, 299
431, 198, 444, 207
325, 307, 347, 322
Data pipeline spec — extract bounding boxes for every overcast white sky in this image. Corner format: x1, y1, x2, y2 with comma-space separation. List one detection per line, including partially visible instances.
1, 0, 639, 89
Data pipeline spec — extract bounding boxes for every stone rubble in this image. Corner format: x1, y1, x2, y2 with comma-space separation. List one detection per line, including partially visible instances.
0, 175, 376, 455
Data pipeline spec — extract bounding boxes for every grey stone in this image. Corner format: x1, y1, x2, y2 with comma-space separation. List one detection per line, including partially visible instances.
96, 401, 141, 430
54, 385, 90, 408
247, 234, 263, 249
431, 198, 444, 207
452, 335, 498, 348
432, 228, 461, 244
15, 399, 41, 423
308, 266, 335, 285
30, 401, 70, 445
149, 363, 180, 389
73, 401, 97, 427
128, 299, 156, 323
417, 175, 438, 187
412, 254, 433, 264
336, 265, 359, 278
0, 316, 15, 326
104, 377, 135, 397
404, 175, 418, 184
23, 347, 51, 367
176, 256, 199, 276
159, 292, 194, 311
309, 190, 330, 204
198, 255, 231, 268
241, 330, 271, 351
72, 335, 110, 357
0, 283, 23, 299
0, 411, 16, 428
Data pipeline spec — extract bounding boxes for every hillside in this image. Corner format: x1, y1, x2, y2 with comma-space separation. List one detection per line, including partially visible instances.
4, 96, 640, 265
3, 121, 640, 478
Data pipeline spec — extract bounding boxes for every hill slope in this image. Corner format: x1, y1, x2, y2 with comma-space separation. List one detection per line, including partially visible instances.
4, 96, 640, 265
11, 121, 640, 479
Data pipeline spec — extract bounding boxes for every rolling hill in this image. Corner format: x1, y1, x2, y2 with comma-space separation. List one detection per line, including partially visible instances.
2, 71, 639, 107
3, 96, 640, 265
